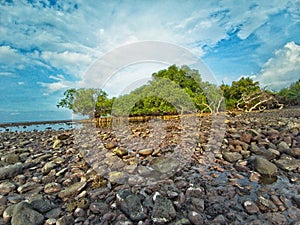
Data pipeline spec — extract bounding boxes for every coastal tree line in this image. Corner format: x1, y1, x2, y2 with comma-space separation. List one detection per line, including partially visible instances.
57, 65, 300, 117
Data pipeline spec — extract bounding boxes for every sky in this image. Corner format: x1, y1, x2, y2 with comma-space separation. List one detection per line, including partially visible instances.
0, 0, 299, 123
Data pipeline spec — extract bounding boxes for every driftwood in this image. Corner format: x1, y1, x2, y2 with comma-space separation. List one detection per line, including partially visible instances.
237, 91, 284, 112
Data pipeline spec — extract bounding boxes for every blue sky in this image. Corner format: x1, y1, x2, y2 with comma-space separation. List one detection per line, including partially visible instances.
0, 0, 299, 123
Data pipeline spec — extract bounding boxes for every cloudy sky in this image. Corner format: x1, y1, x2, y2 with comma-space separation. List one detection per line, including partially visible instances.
0, 0, 299, 123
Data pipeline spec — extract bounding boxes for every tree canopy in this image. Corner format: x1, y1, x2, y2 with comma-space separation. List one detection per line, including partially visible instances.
57, 65, 298, 118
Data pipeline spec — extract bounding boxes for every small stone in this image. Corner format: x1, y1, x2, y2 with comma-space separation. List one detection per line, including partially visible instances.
74, 207, 86, 218
1, 153, 19, 164
275, 155, 300, 171
42, 162, 57, 174
30, 198, 52, 213
152, 195, 176, 223
240, 133, 252, 143
222, 151, 243, 163
278, 141, 290, 152
119, 194, 146, 222
58, 181, 87, 199
243, 200, 259, 214
0, 181, 16, 194
138, 148, 153, 156
188, 211, 203, 225
52, 139, 62, 149
106, 142, 117, 150
17, 181, 37, 194
44, 182, 62, 194
89, 201, 109, 215
113, 148, 128, 157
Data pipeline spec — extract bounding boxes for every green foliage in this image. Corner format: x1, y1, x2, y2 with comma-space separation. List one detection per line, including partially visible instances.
277, 79, 300, 106
221, 77, 261, 109
57, 88, 111, 117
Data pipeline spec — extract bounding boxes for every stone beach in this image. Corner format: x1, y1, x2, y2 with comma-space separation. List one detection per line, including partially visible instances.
0, 108, 299, 225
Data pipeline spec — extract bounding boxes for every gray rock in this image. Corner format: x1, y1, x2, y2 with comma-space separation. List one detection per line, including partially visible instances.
243, 200, 259, 214
278, 141, 290, 152
152, 195, 176, 223
0, 181, 16, 194
108, 171, 128, 184
11, 202, 44, 225
253, 157, 278, 176
188, 211, 203, 225
222, 152, 243, 163
275, 155, 300, 171
0, 163, 23, 180
89, 201, 109, 215
30, 198, 52, 213
119, 194, 146, 222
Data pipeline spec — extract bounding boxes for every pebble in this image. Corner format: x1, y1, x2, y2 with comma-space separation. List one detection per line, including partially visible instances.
0, 108, 299, 224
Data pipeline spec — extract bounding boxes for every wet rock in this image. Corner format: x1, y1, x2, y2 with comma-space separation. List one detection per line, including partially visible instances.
222, 151, 243, 163
253, 157, 278, 177
58, 181, 87, 199
0, 181, 16, 194
44, 182, 62, 194
11, 202, 44, 225
150, 157, 180, 175
243, 200, 259, 214
152, 195, 176, 223
0, 163, 23, 180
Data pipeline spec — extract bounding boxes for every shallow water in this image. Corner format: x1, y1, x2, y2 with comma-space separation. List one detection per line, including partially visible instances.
0, 121, 82, 132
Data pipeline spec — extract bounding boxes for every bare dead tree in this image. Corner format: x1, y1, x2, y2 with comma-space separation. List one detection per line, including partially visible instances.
237, 90, 283, 112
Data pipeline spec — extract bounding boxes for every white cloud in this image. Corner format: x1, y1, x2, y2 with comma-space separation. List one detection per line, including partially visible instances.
37, 74, 71, 93
257, 41, 300, 90
17, 82, 25, 85
41, 51, 93, 77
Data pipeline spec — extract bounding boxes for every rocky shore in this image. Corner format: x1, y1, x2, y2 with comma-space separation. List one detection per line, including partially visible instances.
0, 108, 299, 225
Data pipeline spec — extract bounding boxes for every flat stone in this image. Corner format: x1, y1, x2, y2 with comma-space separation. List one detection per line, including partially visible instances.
222, 151, 243, 163
150, 157, 180, 174
113, 147, 128, 157
138, 148, 153, 156
275, 155, 300, 171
